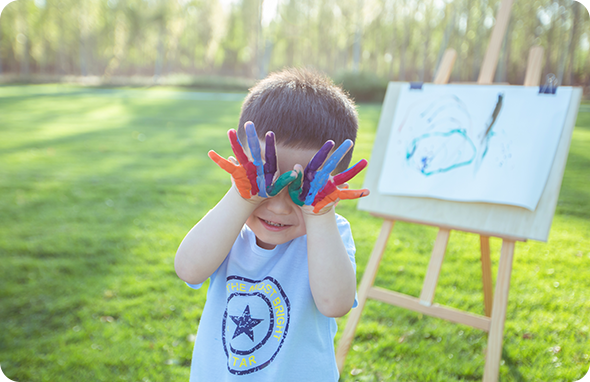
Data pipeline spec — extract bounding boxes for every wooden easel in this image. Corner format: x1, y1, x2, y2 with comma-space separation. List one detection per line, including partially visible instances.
335, 0, 581, 380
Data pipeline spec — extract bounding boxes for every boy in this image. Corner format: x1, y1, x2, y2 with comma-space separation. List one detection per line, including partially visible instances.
175, 68, 369, 381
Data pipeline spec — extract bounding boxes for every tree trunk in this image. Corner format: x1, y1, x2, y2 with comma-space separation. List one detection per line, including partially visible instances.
420, 3, 432, 82
255, 0, 261, 78
544, 7, 556, 78
463, 0, 473, 81
435, 3, 454, 79
494, 17, 511, 83
564, 2, 580, 85
19, 1, 30, 77
388, 0, 397, 80
0, 24, 3, 75
259, 38, 273, 79
154, 21, 165, 80
556, 0, 569, 84
472, 0, 487, 81
399, 0, 411, 81
352, 0, 363, 72
79, 5, 88, 76
58, 10, 66, 75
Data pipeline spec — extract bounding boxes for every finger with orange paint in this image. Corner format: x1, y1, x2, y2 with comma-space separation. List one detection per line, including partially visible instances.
312, 187, 370, 214
207, 150, 252, 199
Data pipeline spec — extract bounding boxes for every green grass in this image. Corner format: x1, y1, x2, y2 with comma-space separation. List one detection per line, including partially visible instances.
0, 85, 588, 381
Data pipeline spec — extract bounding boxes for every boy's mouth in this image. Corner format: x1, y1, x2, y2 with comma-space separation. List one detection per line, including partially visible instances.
259, 217, 291, 231
263, 219, 285, 227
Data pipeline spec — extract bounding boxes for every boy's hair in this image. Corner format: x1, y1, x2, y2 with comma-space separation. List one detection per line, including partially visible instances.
237, 68, 358, 173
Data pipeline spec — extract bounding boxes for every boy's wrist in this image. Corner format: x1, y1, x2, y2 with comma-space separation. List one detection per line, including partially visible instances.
225, 185, 262, 214
229, 184, 265, 206
301, 206, 336, 226
300, 203, 335, 217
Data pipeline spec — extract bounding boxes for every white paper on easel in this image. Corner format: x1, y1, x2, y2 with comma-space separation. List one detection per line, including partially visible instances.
377, 84, 573, 211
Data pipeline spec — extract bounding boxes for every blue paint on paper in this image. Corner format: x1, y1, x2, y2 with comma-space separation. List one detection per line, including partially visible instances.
406, 129, 476, 176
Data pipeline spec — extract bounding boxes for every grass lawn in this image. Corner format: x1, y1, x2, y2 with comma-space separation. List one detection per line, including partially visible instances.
0, 84, 588, 381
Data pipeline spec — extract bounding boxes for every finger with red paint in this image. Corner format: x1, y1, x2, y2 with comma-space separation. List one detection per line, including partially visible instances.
228, 128, 259, 195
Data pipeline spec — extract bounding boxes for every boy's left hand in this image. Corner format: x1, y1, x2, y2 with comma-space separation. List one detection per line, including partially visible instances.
289, 140, 370, 215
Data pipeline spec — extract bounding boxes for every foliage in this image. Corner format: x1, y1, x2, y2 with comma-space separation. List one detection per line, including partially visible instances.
0, 0, 588, 89
0, 86, 589, 381
0, 73, 258, 91
334, 71, 388, 103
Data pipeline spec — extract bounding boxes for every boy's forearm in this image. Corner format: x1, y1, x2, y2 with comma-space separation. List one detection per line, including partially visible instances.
304, 209, 357, 318
175, 187, 257, 285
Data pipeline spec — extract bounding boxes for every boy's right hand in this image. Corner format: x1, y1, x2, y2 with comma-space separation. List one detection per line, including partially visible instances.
208, 122, 297, 202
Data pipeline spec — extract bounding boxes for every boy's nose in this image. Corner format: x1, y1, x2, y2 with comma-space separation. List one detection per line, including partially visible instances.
265, 190, 293, 215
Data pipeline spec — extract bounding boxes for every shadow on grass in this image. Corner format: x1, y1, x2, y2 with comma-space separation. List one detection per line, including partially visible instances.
557, 150, 590, 219
500, 347, 526, 382
0, 87, 242, 380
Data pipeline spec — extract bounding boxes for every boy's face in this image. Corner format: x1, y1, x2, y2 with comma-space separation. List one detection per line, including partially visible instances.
245, 143, 319, 250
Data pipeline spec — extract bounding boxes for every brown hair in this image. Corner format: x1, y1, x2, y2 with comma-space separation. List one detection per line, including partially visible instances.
237, 68, 358, 173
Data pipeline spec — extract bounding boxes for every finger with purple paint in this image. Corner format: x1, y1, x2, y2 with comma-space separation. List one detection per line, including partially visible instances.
264, 131, 277, 190
304, 139, 353, 205
245, 122, 267, 197
300, 140, 334, 202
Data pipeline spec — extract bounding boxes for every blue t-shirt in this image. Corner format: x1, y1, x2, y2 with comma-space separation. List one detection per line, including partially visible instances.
186, 214, 357, 381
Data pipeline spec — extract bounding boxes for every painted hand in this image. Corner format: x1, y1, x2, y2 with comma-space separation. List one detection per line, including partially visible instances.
289, 140, 370, 214
208, 122, 297, 200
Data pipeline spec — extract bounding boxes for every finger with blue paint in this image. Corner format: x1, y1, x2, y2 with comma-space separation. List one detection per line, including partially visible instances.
300, 140, 334, 202
304, 139, 353, 205
245, 122, 267, 197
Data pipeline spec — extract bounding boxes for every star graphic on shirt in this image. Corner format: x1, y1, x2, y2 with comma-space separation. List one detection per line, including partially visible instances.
230, 305, 263, 342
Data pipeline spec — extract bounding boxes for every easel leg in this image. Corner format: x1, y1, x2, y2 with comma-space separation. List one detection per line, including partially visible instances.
336, 219, 395, 373
480, 236, 494, 317
483, 239, 515, 382
419, 228, 451, 305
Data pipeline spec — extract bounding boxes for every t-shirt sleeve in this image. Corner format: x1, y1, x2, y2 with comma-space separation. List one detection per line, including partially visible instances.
185, 269, 218, 290
186, 281, 203, 290
336, 214, 359, 308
